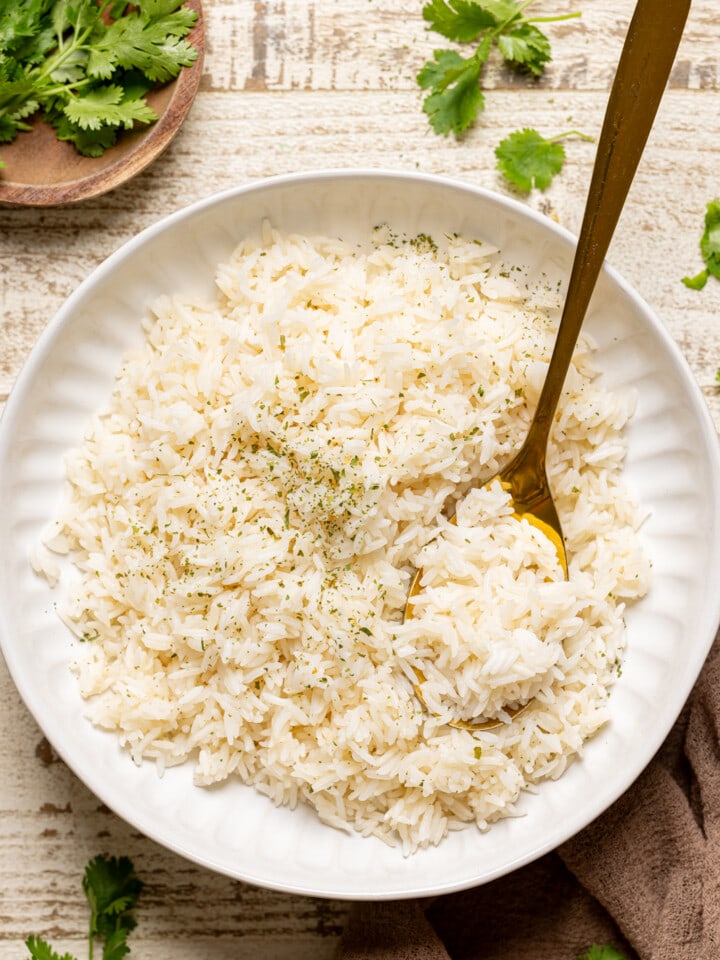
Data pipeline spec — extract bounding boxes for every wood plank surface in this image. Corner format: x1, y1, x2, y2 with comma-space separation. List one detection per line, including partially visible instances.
1, 1, 719, 956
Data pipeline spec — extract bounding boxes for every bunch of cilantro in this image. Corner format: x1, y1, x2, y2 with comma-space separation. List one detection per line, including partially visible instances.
25, 854, 143, 960
0, 0, 198, 167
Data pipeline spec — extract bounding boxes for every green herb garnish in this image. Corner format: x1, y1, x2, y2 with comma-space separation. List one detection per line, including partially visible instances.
682, 199, 720, 290
0, 0, 198, 166
495, 127, 594, 192
417, 0, 580, 137
25, 854, 143, 960
577, 946, 628, 960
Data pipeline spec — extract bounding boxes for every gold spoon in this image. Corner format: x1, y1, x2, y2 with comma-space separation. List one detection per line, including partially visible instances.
404, 0, 692, 731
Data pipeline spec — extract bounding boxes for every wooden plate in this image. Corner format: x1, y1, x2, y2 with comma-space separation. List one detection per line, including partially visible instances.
0, 0, 204, 207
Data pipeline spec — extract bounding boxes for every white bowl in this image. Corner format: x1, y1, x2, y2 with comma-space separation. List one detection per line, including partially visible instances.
1, 171, 719, 899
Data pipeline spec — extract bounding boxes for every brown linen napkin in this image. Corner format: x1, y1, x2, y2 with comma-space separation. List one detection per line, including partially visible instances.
336, 628, 720, 960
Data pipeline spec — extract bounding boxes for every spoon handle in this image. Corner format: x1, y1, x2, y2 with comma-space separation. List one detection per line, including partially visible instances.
523, 0, 691, 452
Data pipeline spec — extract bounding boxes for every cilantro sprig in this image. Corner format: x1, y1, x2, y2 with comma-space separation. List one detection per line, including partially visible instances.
577, 946, 628, 960
25, 855, 143, 960
682, 198, 720, 290
417, 0, 580, 136
0, 0, 198, 166
495, 126, 594, 192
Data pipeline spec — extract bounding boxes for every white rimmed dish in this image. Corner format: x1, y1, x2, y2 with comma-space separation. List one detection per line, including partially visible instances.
1, 171, 719, 900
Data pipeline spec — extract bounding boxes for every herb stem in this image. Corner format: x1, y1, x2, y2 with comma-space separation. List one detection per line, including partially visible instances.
32, 39, 82, 87
550, 129, 595, 142
492, 0, 536, 37
527, 11, 582, 23
39, 77, 97, 98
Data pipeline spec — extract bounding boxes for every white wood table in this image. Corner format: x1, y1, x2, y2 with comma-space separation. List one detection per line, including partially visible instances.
1, 1, 718, 956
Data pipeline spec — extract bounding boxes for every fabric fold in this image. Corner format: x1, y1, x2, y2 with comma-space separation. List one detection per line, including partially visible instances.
336, 901, 451, 960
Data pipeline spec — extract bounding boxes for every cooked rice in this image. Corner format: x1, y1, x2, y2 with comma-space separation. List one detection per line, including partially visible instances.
44, 223, 650, 853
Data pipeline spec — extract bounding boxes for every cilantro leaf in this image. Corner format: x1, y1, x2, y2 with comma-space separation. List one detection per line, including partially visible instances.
481, 0, 524, 20
83, 854, 144, 948
0, 113, 23, 142
101, 929, 132, 960
138, 0, 199, 33
0, 55, 38, 116
577, 946, 628, 960
497, 22, 552, 75
50, 0, 101, 41
0, 55, 36, 147
417, 0, 580, 138
86, 43, 117, 79
683, 271, 709, 291
422, 0, 497, 43
24, 935, 77, 960
63, 83, 157, 130
495, 127, 564, 191
46, 100, 119, 155
495, 127, 593, 191
10, 26, 57, 67
11, 96, 41, 120
0, 0, 48, 56
418, 49, 485, 135
48, 46, 89, 83
682, 199, 720, 290
97, 4, 198, 83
